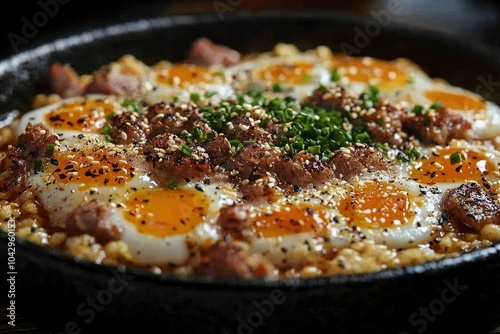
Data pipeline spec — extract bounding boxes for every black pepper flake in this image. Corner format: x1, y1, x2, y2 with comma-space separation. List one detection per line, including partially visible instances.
195, 184, 204, 192
78, 134, 85, 139
306, 208, 314, 215
293, 184, 302, 192
50, 158, 59, 166
59, 174, 67, 179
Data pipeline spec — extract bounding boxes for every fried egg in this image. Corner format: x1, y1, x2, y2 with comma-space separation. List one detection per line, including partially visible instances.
15, 95, 118, 141
17, 97, 238, 266
146, 62, 234, 104
405, 140, 500, 191
329, 53, 431, 96
227, 52, 331, 100
388, 78, 500, 139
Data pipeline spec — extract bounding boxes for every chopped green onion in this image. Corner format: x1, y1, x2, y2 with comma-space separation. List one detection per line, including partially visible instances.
122, 99, 142, 113
430, 101, 443, 110
450, 151, 464, 165
406, 76, 414, 84
412, 105, 425, 115
319, 84, 327, 92
190, 93, 200, 102
204, 91, 216, 98
45, 143, 55, 157
307, 145, 321, 155
179, 144, 193, 156
302, 74, 313, 83
33, 159, 43, 173
168, 180, 178, 189
330, 69, 340, 82
180, 130, 193, 144
272, 83, 282, 93
102, 124, 114, 143
212, 70, 224, 77
406, 147, 420, 160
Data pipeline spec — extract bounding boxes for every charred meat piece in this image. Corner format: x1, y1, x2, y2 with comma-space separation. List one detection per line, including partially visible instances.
64, 199, 122, 244
185, 37, 241, 67
440, 182, 500, 232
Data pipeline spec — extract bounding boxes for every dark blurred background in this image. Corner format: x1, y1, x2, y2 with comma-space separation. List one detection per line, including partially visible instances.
1, 0, 500, 59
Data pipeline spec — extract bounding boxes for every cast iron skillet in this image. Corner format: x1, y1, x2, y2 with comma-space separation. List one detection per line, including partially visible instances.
1, 11, 500, 334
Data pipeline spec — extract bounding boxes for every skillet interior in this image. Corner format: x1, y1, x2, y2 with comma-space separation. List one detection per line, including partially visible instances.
1, 11, 500, 334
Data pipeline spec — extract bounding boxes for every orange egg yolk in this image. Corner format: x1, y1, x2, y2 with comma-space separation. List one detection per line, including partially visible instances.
339, 181, 411, 229
257, 61, 314, 85
331, 54, 407, 91
424, 90, 486, 111
253, 204, 327, 237
123, 188, 208, 237
410, 147, 495, 185
156, 64, 215, 86
47, 149, 133, 187
45, 99, 115, 133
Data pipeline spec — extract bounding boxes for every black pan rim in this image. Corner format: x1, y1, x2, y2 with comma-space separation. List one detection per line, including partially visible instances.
1, 9, 499, 289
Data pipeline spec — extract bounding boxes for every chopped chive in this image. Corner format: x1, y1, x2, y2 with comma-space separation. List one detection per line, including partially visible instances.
319, 84, 327, 92
101, 124, 114, 143
406, 76, 414, 84
330, 69, 340, 82
204, 91, 216, 98
106, 112, 115, 120
179, 144, 193, 156
190, 93, 200, 102
122, 99, 142, 113
33, 159, 43, 173
272, 83, 282, 93
45, 144, 55, 157
180, 130, 193, 144
173, 96, 179, 103
450, 151, 464, 165
302, 74, 313, 83
407, 147, 420, 160
396, 152, 409, 162
307, 145, 321, 155
412, 105, 425, 115
192, 127, 204, 140
430, 101, 443, 110
168, 180, 178, 189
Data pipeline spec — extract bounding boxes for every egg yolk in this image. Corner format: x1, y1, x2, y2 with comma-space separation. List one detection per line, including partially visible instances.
47, 149, 133, 186
339, 181, 411, 229
410, 147, 495, 185
257, 61, 314, 85
45, 99, 115, 133
424, 90, 486, 111
331, 54, 407, 91
253, 204, 327, 237
156, 64, 215, 86
123, 188, 208, 237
